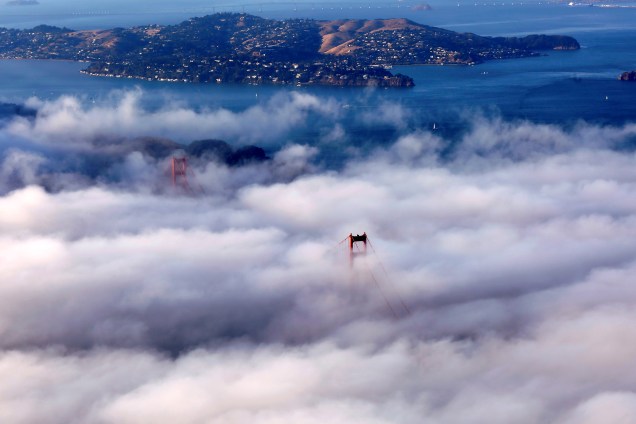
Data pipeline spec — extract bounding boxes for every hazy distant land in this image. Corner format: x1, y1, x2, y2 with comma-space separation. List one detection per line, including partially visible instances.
0, 13, 580, 87
563, 0, 636, 5
6, 0, 39, 5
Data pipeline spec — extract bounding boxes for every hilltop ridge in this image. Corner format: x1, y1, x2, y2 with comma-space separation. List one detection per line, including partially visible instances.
319, 18, 424, 54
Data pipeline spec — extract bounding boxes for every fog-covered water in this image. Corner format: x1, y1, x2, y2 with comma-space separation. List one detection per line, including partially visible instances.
2, 4, 636, 424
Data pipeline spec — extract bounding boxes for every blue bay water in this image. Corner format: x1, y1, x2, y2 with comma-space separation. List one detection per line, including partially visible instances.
0, 4, 635, 152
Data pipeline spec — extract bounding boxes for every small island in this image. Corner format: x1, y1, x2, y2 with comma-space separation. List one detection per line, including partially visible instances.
0, 13, 580, 88
619, 71, 636, 81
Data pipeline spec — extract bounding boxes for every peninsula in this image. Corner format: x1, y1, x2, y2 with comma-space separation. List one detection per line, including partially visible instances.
0, 13, 580, 87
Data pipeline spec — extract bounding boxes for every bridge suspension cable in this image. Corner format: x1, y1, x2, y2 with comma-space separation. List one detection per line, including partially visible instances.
345, 232, 411, 319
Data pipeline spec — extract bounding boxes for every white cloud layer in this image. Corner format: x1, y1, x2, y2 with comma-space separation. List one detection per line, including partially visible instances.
2, 91, 636, 423
7, 89, 339, 146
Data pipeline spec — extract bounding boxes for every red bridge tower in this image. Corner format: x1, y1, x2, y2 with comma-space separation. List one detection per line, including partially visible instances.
348, 232, 367, 268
